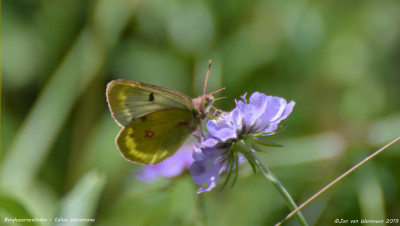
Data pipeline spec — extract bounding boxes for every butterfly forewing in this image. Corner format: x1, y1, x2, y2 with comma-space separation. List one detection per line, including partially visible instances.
107, 79, 195, 126
116, 108, 200, 164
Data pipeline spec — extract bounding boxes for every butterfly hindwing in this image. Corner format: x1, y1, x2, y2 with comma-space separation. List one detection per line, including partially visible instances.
116, 108, 199, 164
107, 79, 194, 126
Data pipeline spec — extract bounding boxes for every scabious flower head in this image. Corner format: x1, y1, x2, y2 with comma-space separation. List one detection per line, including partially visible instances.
234, 92, 295, 135
190, 92, 295, 193
137, 142, 194, 182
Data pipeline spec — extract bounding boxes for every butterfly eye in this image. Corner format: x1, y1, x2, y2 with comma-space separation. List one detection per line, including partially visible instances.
203, 95, 214, 109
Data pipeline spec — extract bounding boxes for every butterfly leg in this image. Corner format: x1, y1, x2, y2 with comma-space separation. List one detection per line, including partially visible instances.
191, 124, 205, 148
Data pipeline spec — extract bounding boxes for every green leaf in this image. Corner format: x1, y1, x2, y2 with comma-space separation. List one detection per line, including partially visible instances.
57, 170, 106, 226
230, 152, 240, 188
0, 196, 37, 226
219, 153, 234, 192
236, 143, 257, 174
251, 144, 268, 153
252, 138, 284, 148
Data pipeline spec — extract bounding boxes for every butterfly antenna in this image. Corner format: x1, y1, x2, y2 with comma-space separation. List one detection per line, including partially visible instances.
209, 87, 226, 95
203, 60, 212, 97
214, 96, 227, 102
202, 60, 226, 97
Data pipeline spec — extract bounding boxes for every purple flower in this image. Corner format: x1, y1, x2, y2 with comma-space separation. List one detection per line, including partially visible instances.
137, 142, 194, 182
190, 140, 229, 192
190, 92, 295, 193
234, 92, 295, 135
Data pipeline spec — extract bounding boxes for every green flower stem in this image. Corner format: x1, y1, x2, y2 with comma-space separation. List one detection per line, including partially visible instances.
252, 153, 308, 226
197, 194, 208, 226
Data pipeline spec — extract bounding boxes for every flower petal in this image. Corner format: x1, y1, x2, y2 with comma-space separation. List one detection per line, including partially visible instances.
206, 113, 237, 142
259, 96, 286, 123
137, 142, 194, 182
280, 100, 295, 121
190, 156, 226, 193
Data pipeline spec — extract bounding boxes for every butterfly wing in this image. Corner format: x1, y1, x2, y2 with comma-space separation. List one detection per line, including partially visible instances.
106, 79, 195, 127
116, 108, 199, 164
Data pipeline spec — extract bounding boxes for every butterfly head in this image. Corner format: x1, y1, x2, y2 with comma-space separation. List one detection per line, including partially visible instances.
193, 60, 225, 120
192, 94, 214, 120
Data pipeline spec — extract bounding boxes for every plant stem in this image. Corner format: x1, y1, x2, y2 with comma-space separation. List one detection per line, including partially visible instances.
276, 135, 400, 225
197, 193, 208, 226
252, 153, 308, 226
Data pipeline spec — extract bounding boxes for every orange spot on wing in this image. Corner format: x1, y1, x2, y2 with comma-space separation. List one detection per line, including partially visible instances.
145, 129, 154, 138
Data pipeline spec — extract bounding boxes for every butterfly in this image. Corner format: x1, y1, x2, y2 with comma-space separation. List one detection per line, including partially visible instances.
106, 61, 224, 164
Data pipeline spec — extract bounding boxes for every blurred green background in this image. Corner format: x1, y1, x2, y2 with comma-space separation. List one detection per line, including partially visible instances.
2, 0, 400, 225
